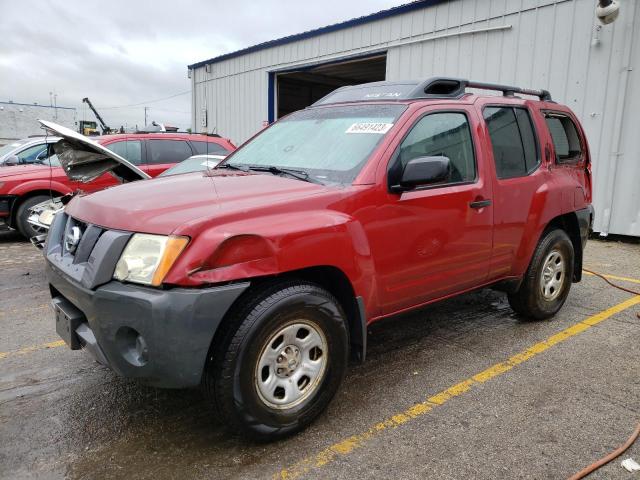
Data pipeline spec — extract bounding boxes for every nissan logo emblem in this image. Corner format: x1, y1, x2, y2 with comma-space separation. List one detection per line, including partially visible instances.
65, 226, 82, 253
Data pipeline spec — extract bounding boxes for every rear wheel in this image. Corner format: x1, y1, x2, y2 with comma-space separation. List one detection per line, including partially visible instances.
16, 195, 50, 239
204, 280, 349, 440
508, 229, 574, 320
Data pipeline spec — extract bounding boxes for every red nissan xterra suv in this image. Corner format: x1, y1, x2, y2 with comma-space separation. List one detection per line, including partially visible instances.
44, 77, 593, 439
0, 132, 234, 238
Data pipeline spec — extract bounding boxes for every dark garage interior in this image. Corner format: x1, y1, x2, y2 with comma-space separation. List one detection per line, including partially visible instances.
275, 53, 387, 118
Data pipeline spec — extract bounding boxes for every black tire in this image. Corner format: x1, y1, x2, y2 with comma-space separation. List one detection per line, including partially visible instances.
203, 280, 349, 440
508, 228, 574, 320
16, 195, 50, 239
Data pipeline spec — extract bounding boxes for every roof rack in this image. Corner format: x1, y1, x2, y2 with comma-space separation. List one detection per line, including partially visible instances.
411, 77, 552, 101
312, 77, 552, 106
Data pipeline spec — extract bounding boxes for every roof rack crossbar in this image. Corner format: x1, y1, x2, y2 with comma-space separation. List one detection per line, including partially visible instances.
410, 77, 552, 101
466, 80, 552, 101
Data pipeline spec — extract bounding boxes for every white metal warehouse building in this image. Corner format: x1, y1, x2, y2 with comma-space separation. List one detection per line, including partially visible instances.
189, 0, 639, 237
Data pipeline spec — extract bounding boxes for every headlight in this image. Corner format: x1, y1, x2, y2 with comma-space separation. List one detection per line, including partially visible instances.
113, 234, 189, 286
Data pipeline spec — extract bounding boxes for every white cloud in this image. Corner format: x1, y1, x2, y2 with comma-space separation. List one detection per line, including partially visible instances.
0, 0, 405, 131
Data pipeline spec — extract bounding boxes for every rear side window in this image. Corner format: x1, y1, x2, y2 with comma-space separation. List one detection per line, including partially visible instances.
544, 114, 582, 163
191, 140, 230, 155
483, 106, 539, 179
394, 112, 476, 184
105, 140, 143, 165
147, 140, 193, 164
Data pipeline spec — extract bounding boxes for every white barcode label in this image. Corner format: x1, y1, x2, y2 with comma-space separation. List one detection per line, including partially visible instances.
345, 123, 394, 134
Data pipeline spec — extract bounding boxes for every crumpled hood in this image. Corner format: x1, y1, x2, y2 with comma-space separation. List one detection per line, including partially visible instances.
65, 171, 330, 234
38, 120, 149, 183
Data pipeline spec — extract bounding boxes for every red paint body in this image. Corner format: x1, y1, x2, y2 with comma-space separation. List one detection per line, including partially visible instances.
64, 95, 592, 325
0, 133, 235, 226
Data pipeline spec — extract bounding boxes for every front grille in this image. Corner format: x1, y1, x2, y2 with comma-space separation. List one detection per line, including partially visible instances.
46, 211, 132, 290
62, 216, 104, 263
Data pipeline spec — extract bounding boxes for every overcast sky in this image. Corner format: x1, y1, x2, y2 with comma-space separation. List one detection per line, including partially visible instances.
0, 0, 405, 131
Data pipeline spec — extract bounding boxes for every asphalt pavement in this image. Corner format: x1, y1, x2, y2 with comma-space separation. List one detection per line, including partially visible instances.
1, 229, 639, 480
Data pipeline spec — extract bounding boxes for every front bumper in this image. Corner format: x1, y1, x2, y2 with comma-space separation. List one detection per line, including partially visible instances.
47, 260, 249, 389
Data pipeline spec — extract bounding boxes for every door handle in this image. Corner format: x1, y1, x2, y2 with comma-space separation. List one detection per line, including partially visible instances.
469, 199, 492, 209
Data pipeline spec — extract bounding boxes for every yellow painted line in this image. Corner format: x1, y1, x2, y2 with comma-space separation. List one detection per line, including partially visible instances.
583, 270, 640, 285
275, 295, 640, 480
0, 340, 65, 360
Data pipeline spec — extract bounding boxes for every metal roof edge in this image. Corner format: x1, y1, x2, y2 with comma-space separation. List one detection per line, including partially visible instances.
187, 0, 446, 70
0, 101, 76, 111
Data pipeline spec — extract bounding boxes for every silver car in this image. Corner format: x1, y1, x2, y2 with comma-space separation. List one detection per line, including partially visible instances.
0, 136, 61, 166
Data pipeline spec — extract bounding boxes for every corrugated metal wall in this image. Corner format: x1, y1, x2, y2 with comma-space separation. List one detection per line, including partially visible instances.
191, 0, 639, 236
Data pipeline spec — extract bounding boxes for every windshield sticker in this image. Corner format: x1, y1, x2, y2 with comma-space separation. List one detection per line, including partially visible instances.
345, 123, 394, 134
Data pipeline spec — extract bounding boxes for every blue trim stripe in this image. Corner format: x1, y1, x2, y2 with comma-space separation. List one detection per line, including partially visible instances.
188, 0, 446, 69
267, 72, 275, 123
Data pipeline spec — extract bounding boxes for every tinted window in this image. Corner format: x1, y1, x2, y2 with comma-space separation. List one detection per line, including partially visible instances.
515, 109, 539, 171
394, 112, 476, 184
191, 140, 230, 155
484, 107, 539, 179
105, 140, 143, 165
17, 144, 48, 164
545, 114, 582, 163
147, 140, 192, 165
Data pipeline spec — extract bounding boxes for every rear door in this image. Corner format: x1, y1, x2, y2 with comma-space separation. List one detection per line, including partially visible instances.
145, 138, 194, 177
480, 102, 547, 278
371, 105, 494, 314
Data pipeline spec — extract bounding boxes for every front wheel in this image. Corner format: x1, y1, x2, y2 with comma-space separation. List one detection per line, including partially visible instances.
204, 280, 349, 440
508, 229, 574, 320
16, 195, 50, 239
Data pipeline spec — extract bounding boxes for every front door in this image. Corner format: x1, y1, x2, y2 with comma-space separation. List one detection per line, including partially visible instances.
370, 107, 493, 314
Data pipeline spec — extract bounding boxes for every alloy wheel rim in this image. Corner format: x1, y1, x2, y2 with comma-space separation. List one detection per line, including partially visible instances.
540, 249, 565, 301
254, 320, 328, 409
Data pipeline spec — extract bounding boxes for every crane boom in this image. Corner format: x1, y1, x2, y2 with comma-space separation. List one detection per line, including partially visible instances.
81, 97, 111, 134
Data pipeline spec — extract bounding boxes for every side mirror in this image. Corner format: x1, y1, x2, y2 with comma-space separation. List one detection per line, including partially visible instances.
4, 155, 20, 166
392, 156, 450, 192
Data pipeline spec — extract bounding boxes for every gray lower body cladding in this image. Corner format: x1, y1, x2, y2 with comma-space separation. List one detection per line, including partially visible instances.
47, 262, 249, 388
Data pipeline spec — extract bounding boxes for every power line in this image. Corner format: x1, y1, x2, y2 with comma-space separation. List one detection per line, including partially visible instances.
100, 90, 191, 109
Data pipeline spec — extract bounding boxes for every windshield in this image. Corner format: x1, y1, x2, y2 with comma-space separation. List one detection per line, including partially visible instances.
222, 104, 407, 184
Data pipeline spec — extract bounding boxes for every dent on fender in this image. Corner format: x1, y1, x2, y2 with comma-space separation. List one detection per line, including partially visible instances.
168, 212, 378, 305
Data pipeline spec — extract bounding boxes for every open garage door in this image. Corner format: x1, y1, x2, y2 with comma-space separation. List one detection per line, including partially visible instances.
274, 54, 386, 119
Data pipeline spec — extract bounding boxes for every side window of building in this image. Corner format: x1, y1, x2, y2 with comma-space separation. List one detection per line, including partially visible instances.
393, 112, 476, 185
191, 141, 230, 155
147, 140, 193, 164
544, 114, 582, 163
17, 144, 48, 164
483, 106, 539, 179
105, 140, 143, 165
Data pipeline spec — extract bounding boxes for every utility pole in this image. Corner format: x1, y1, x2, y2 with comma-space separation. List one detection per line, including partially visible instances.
53, 93, 58, 119
144, 107, 149, 126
